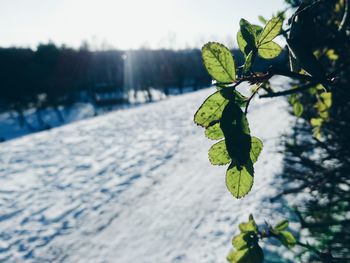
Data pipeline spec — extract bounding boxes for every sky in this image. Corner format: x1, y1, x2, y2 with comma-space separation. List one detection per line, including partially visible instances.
0, 0, 286, 50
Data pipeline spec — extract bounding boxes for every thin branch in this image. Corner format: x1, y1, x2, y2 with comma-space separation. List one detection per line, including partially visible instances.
245, 84, 262, 114
260, 82, 317, 98
339, 0, 349, 32
269, 67, 314, 82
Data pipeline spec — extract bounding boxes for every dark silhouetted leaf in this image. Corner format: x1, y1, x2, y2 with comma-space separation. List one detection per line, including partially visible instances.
228, 245, 264, 263
237, 19, 257, 57
220, 102, 251, 167
220, 90, 248, 108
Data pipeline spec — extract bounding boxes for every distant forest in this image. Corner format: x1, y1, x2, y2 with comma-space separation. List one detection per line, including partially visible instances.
0, 43, 286, 120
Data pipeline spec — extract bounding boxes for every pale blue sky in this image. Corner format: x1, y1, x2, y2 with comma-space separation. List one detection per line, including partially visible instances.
0, 0, 286, 50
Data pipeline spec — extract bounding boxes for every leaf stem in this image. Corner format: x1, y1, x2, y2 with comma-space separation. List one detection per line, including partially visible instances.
245, 83, 263, 114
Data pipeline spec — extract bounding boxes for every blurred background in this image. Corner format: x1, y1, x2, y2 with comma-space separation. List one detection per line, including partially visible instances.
0, 0, 285, 140
2, 1, 349, 263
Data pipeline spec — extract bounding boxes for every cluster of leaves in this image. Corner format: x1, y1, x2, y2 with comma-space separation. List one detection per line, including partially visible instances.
227, 215, 296, 263
194, 16, 283, 198
193, 0, 343, 261
289, 92, 304, 117
288, 84, 332, 139
310, 87, 333, 139
237, 17, 283, 72
287, 46, 337, 137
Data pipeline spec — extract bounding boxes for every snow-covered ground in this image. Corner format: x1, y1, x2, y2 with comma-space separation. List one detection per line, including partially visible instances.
0, 88, 166, 142
0, 88, 293, 263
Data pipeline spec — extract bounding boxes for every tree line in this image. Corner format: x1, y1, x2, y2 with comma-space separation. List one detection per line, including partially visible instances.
0, 45, 210, 117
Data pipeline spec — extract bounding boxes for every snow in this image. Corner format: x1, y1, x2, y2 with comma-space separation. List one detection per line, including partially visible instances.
0, 88, 292, 263
0, 88, 166, 142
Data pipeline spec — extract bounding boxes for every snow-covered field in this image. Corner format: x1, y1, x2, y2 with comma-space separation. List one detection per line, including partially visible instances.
0, 88, 166, 142
0, 88, 292, 263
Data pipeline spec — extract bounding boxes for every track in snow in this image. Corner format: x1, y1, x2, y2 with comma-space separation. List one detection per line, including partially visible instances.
0, 88, 292, 263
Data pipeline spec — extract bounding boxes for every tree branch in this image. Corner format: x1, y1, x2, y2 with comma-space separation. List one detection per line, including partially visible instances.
260, 82, 317, 98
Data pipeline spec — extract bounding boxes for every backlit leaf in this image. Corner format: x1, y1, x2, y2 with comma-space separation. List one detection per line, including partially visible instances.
226, 161, 254, 198
250, 137, 263, 163
237, 19, 257, 57
320, 92, 332, 108
274, 220, 289, 232
228, 245, 264, 263
239, 215, 258, 233
202, 42, 236, 83
258, 41, 282, 59
194, 91, 228, 128
205, 123, 224, 140
277, 231, 297, 248
208, 140, 231, 165
311, 118, 323, 127
293, 101, 304, 117
258, 17, 283, 45
232, 233, 250, 250
243, 51, 254, 72
258, 15, 267, 24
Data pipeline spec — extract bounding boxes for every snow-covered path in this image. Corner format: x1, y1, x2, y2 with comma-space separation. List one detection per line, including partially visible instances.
0, 88, 291, 263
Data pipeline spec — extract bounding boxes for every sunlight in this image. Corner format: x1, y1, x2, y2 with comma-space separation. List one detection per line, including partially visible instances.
61, 0, 176, 49
0, 0, 285, 49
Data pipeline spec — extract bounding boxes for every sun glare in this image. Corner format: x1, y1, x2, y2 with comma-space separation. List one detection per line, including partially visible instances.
0, 0, 285, 49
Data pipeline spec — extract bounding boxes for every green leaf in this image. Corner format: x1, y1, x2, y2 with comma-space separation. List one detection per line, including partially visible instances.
240, 19, 256, 45
239, 216, 258, 233
258, 17, 283, 45
288, 94, 297, 104
274, 220, 289, 232
258, 41, 282, 59
312, 126, 322, 140
194, 91, 229, 128
226, 161, 254, 199
207, 137, 262, 167
220, 102, 251, 167
227, 249, 235, 262
250, 137, 263, 163
208, 140, 231, 165
293, 101, 304, 117
252, 25, 263, 36
229, 246, 264, 263
277, 231, 296, 248
258, 15, 267, 24
232, 233, 250, 250
205, 123, 224, 140
220, 90, 248, 108
243, 51, 254, 72
237, 31, 248, 55
237, 19, 257, 57
229, 249, 247, 263
311, 118, 323, 127
202, 42, 236, 83
320, 92, 332, 108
